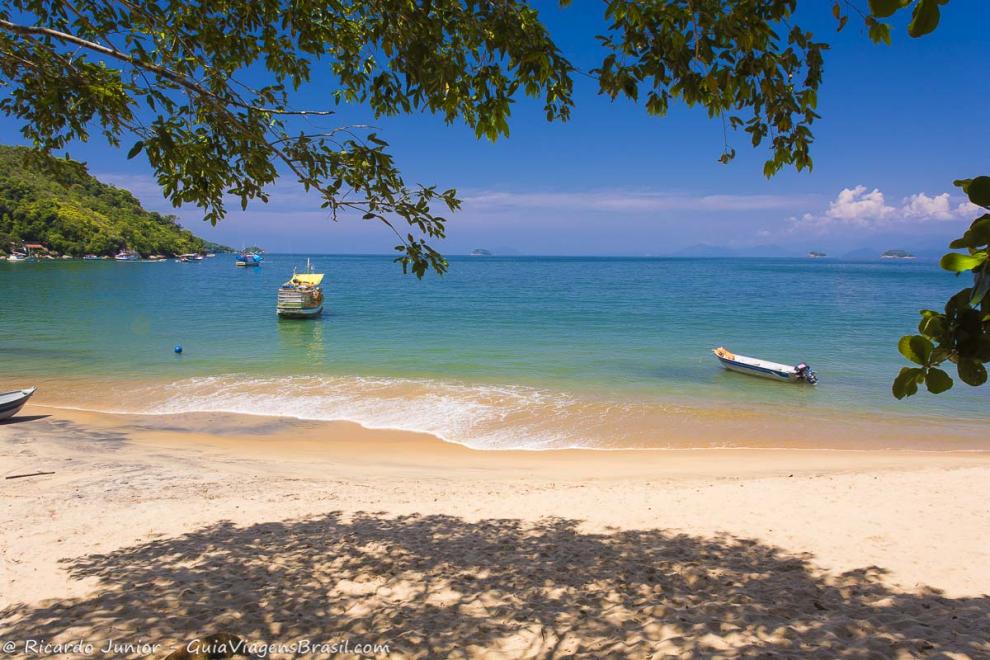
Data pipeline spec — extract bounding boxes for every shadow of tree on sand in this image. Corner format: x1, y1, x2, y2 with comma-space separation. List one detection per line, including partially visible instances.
2, 513, 988, 657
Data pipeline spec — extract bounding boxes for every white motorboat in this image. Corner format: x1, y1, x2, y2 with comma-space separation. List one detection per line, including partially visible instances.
0, 387, 37, 421
712, 347, 817, 384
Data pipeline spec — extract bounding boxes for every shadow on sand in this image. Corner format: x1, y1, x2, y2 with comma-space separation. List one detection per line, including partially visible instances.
0, 414, 50, 426
2, 513, 987, 657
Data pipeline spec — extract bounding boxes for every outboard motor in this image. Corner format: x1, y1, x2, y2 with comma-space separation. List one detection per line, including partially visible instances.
796, 363, 818, 384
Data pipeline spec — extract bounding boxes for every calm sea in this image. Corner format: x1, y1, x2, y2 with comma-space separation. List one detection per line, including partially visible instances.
1, 255, 985, 449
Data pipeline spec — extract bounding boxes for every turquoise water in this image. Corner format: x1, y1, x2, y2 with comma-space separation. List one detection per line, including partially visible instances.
1, 255, 985, 448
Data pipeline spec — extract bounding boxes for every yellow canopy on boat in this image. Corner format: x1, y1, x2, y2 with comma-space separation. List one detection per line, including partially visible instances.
291, 273, 324, 286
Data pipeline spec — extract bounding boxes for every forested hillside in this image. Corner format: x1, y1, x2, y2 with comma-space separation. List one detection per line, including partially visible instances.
0, 146, 229, 256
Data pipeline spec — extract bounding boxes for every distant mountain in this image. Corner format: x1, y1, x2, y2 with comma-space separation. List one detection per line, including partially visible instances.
0, 145, 230, 257
470, 248, 493, 256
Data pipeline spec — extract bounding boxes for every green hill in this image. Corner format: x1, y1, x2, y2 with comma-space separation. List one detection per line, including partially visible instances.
0, 145, 230, 257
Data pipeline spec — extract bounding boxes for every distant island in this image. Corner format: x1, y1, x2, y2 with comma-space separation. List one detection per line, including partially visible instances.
0, 145, 231, 258
881, 249, 916, 259
470, 248, 493, 256
808, 251, 827, 258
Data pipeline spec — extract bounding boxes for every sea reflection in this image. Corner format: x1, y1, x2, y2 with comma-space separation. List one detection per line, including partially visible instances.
277, 315, 327, 364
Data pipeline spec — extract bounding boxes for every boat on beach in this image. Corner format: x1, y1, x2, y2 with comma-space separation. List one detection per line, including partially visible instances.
712, 347, 817, 384
276, 260, 324, 318
0, 387, 37, 421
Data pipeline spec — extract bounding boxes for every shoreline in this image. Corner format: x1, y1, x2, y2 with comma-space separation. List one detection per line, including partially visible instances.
3, 405, 990, 656
26, 402, 990, 455
10, 372, 990, 451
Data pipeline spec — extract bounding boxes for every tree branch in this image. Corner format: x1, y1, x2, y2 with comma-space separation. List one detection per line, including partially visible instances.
0, 18, 335, 117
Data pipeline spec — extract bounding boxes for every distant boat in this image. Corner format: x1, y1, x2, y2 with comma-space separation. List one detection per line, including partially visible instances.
712, 347, 817, 384
206, 253, 216, 258
277, 260, 324, 318
114, 249, 140, 261
808, 251, 827, 258
6, 252, 34, 263
236, 252, 263, 267
82, 254, 100, 260
146, 255, 167, 261
0, 387, 36, 421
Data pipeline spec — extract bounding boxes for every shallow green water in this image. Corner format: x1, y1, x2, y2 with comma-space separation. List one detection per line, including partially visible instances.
1, 255, 985, 448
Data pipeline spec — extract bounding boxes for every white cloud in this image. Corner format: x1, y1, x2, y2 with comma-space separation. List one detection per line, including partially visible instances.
901, 192, 955, 220
95, 172, 819, 218
792, 185, 975, 233
462, 190, 812, 213
825, 186, 894, 224
956, 200, 984, 218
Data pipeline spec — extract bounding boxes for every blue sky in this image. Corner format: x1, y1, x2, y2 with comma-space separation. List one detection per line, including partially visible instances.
3, 1, 989, 256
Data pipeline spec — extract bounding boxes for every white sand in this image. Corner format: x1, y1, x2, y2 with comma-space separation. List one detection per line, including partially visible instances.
2, 406, 989, 658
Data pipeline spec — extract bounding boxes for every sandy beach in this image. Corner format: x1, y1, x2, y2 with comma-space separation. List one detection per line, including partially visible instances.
1, 405, 988, 657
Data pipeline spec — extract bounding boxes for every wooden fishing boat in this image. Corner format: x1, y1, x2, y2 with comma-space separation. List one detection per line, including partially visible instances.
0, 387, 37, 421
277, 260, 324, 318
712, 347, 817, 384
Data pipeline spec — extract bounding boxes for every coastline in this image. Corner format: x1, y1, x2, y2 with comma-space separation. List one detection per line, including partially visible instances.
9, 376, 990, 452
3, 404, 990, 656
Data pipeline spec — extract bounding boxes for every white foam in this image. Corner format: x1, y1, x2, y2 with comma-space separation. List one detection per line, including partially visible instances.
125, 375, 596, 450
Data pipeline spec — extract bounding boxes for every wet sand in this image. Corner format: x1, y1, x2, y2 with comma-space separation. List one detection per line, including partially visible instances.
14, 372, 990, 451
2, 405, 989, 657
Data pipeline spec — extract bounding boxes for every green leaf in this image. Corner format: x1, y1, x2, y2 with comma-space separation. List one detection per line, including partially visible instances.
126, 141, 144, 159
971, 267, 990, 306
898, 335, 933, 365
908, 0, 940, 37
957, 358, 988, 386
965, 176, 990, 207
940, 252, 987, 272
918, 313, 945, 340
867, 21, 891, 45
925, 367, 953, 394
954, 178, 973, 193
977, 337, 990, 362
892, 367, 923, 399
869, 0, 908, 18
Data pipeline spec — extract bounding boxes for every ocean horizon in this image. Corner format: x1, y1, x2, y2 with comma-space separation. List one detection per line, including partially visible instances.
2, 254, 984, 450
